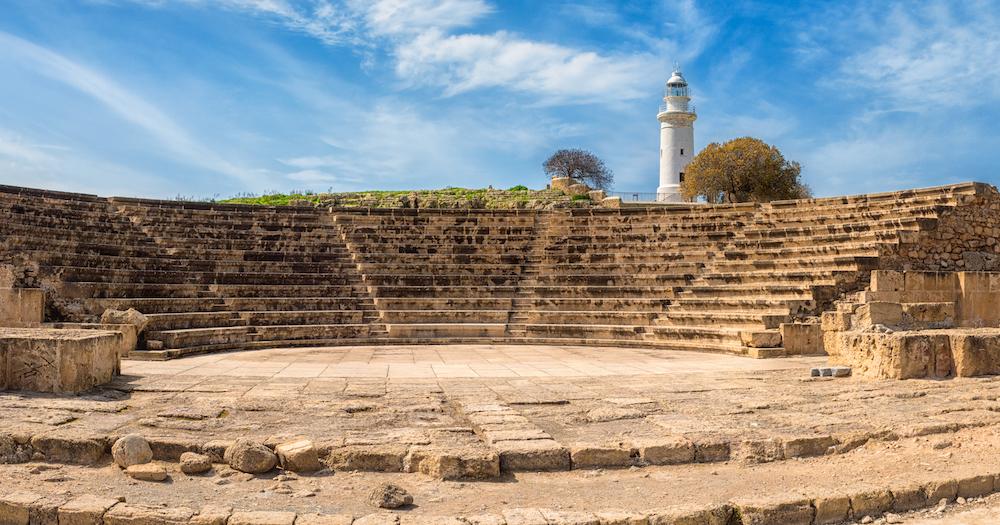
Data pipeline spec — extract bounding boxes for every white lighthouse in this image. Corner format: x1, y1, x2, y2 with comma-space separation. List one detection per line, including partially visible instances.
656, 68, 696, 202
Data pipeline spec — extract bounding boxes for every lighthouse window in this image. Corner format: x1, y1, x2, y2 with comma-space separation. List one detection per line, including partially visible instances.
679, 172, 685, 183
680, 148, 684, 155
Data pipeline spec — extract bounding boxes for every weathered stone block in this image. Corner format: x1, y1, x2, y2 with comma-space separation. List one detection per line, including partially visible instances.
849, 489, 893, 520
502, 508, 548, 525
733, 439, 783, 464
102, 504, 194, 525
570, 443, 634, 468
780, 323, 824, 356
539, 509, 600, 525
275, 439, 322, 472
740, 331, 782, 348
404, 447, 499, 480
821, 312, 851, 332
495, 440, 570, 472
782, 435, 835, 458
189, 505, 233, 525
294, 514, 354, 525
0, 288, 43, 326
852, 302, 903, 329
871, 271, 904, 293
733, 497, 813, 525
637, 436, 695, 465
693, 440, 730, 463
24, 494, 69, 525
812, 494, 850, 525
325, 445, 406, 472
593, 510, 649, 525
0, 491, 40, 525
0, 328, 121, 393
228, 511, 297, 525
957, 474, 995, 499
923, 478, 958, 503
902, 302, 955, 327
30, 431, 106, 465
890, 484, 926, 513
58, 495, 120, 525
951, 333, 1000, 377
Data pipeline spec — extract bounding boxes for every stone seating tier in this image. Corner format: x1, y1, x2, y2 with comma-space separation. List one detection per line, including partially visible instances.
0, 182, 991, 358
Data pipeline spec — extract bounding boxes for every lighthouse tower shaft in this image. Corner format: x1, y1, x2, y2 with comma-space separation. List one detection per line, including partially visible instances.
657, 70, 697, 202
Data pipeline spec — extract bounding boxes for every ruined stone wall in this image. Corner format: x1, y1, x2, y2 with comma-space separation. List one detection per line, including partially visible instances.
881, 183, 1000, 271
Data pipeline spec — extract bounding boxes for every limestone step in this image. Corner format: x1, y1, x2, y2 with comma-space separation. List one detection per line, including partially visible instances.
373, 297, 514, 310
354, 253, 533, 265
517, 323, 648, 341
362, 274, 523, 287
709, 255, 879, 272
149, 324, 377, 349
740, 217, 935, 240
699, 270, 858, 285
656, 310, 790, 329
145, 311, 246, 331
510, 297, 671, 311
723, 230, 907, 250
63, 282, 368, 299
379, 310, 511, 324
668, 297, 814, 313
677, 283, 830, 298
21, 250, 359, 273
749, 205, 947, 227
384, 323, 507, 338
645, 325, 747, 344
519, 310, 661, 325
49, 266, 362, 286
1, 223, 155, 246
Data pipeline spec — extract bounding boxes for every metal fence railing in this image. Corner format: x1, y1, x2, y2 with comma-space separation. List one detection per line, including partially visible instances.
606, 191, 665, 202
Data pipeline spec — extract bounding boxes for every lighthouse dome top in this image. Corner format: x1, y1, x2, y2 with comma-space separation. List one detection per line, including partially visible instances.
666, 70, 687, 87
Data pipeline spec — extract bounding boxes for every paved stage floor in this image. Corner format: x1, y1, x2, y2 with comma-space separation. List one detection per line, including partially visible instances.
123, 344, 825, 380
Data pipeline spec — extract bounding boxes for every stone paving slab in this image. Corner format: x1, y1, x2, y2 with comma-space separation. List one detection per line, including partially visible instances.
7, 345, 1000, 479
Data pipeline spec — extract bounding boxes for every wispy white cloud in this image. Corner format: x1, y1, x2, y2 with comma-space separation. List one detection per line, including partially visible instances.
394, 30, 654, 102
807, 1, 1000, 112
0, 128, 166, 196
125, 0, 709, 105
357, 0, 491, 36
0, 31, 261, 186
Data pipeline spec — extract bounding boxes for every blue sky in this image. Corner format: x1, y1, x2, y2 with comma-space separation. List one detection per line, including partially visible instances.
1, 0, 998, 199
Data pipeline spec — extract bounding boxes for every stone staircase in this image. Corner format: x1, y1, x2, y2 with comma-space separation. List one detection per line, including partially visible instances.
0, 182, 991, 359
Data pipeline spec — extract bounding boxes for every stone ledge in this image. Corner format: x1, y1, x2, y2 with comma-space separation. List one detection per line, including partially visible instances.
2, 420, 992, 476
2, 468, 998, 524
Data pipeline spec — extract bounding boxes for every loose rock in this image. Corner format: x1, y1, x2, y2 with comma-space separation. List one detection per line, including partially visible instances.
368, 483, 413, 509
112, 434, 153, 468
225, 439, 278, 474
125, 463, 167, 482
180, 452, 213, 475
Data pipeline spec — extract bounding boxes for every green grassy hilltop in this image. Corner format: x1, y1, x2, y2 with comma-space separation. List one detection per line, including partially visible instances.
221, 185, 596, 210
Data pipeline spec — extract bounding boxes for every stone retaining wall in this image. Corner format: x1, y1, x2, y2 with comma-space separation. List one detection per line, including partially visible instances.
882, 183, 1000, 272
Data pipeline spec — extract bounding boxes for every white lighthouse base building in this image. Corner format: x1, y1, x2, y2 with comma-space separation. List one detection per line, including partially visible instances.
657, 69, 697, 202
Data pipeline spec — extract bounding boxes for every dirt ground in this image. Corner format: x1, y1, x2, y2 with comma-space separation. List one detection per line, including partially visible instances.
4, 345, 1000, 521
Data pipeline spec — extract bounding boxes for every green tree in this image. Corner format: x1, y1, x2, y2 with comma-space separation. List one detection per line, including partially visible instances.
543, 149, 614, 190
681, 137, 810, 203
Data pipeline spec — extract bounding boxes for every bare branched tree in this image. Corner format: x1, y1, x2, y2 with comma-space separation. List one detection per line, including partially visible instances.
543, 149, 614, 190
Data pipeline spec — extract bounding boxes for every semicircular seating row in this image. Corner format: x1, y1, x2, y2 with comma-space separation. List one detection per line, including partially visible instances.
0, 182, 982, 359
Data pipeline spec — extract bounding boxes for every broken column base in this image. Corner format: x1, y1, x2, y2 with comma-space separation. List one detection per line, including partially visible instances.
826, 328, 1000, 379
0, 327, 123, 393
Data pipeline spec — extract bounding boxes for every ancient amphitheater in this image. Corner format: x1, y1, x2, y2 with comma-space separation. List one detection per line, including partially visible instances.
4, 181, 1000, 524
